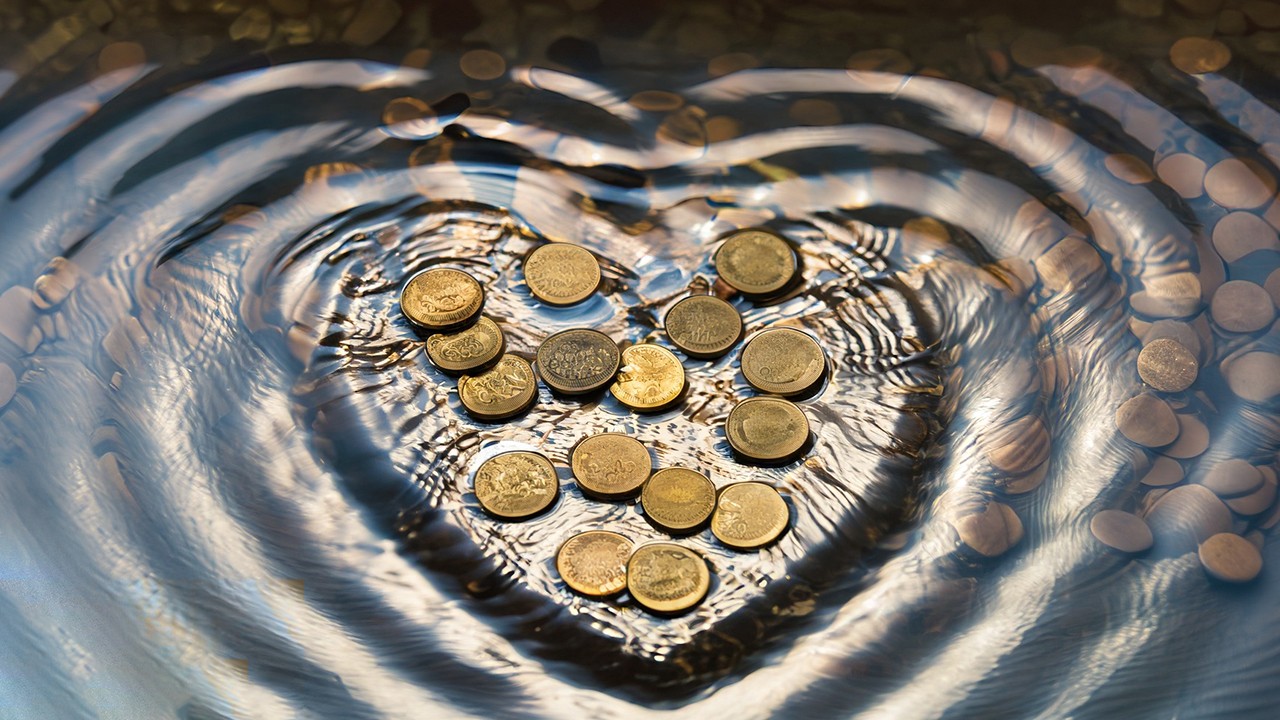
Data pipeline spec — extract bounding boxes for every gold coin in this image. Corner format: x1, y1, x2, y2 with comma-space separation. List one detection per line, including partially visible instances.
571, 433, 651, 500
400, 268, 484, 331
714, 229, 798, 297
725, 396, 810, 464
663, 295, 744, 359
459, 354, 538, 421
535, 328, 620, 395
609, 344, 686, 412
426, 316, 505, 374
741, 327, 827, 397
626, 542, 711, 615
556, 530, 634, 598
640, 467, 716, 533
711, 482, 790, 550
473, 451, 559, 520
524, 243, 601, 306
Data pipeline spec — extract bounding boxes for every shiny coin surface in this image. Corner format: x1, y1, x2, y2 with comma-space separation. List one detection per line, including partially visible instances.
535, 328, 620, 395
426, 316, 505, 374
741, 327, 827, 397
459, 354, 538, 421
1136, 337, 1198, 393
664, 295, 744, 359
626, 543, 711, 615
640, 467, 716, 533
473, 451, 559, 520
524, 243, 601, 306
571, 433, 651, 499
711, 482, 790, 550
556, 530, 634, 598
609, 344, 686, 412
400, 268, 484, 331
714, 229, 798, 297
725, 396, 811, 464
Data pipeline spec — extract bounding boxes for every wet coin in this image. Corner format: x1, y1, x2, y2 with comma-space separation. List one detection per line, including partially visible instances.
664, 295, 743, 359
1115, 393, 1178, 447
459, 354, 538, 421
426, 316, 505, 374
1201, 459, 1263, 498
626, 542, 711, 615
609, 344, 686, 412
1210, 280, 1275, 333
711, 482, 790, 550
556, 530, 634, 598
725, 396, 811, 464
714, 229, 798, 297
1198, 532, 1262, 583
954, 502, 1024, 558
400, 268, 484, 331
571, 433, 651, 500
640, 467, 716, 533
741, 327, 827, 397
1089, 509, 1154, 554
524, 243, 601, 306
1136, 337, 1198, 392
473, 451, 559, 520
535, 328, 620, 395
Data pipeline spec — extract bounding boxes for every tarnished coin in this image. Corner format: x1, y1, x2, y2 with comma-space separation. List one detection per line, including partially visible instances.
426, 316, 505, 374
711, 482, 790, 550
524, 243, 601, 306
1136, 337, 1198, 392
473, 451, 559, 520
459, 354, 538, 421
664, 295, 744, 359
626, 543, 711, 615
725, 396, 811, 464
571, 433, 651, 500
556, 530, 634, 598
536, 328, 620, 395
714, 229, 798, 297
609, 344, 686, 412
400, 268, 484, 331
640, 467, 716, 533
741, 327, 827, 397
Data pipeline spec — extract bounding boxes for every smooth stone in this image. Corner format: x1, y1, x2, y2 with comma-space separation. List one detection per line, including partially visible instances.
1199, 533, 1263, 582
1090, 509, 1154, 553
1145, 484, 1233, 551
1225, 352, 1280, 403
1210, 280, 1275, 333
955, 502, 1024, 557
1201, 459, 1264, 497
1116, 393, 1179, 447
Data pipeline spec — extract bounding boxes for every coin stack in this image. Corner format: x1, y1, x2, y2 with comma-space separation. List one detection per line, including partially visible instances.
399, 229, 825, 615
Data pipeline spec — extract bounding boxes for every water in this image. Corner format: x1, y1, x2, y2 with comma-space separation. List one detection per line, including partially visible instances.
1, 2, 1279, 718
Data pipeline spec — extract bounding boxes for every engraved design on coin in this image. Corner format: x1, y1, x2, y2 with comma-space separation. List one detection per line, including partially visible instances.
711, 482, 790, 550
524, 243, 602, 305
664, 295, 744, 359
713, 229, 798, 296
609, 344, 685, 411
400, 267, 485, 330
741, 327, 827, 396
536, 329, 620, 395
571, 433, 651, 499
459, 354, 537, 420
726, 396, 811, 463
640, 467, 716, 532
473, 451, 559, 520
426, 316, 504, 373
556, 530, 633, 598
627, 543, 711, 614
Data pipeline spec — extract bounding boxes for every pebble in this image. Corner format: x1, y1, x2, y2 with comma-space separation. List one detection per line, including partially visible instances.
1156, 153, 1207, 199
1226, 352, 1280, 403
985, 415, 1050, 474
460, 49, 507, 80
1205, 158, 1277, 210
1164, 413, 1210, 458
1141, 455, 1186, 487
954, 502, 1024, 557
1200, 459, 1264, 497
1137, 338, 1199, 392
1198, 532, 1263, 582
1169, 36, 1232, 74
1212, 212, 1279, 263
1211, 280, 1275, 332
1225, 474, 1277, 515
1090, 509, 1154, 553
1116, 393, 1180, 447
1145, 484, 1233, 550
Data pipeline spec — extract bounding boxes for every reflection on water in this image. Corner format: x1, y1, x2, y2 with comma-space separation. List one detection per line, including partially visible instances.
1, 2, 1279, 718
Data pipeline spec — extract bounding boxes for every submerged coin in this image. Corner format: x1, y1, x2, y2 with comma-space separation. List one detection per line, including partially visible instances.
626, 543, 711, 615
426, 316, 505, 374
536, 329, 620, 395
556, 530, 634, 598
664, 295, 744, 359
524, 243, 602, 306
473, 451, 559, 520
711, 482, 790, 550
571, 433, 651, 499
459, 354, 538, 421
400, 268, 484, 331
1199, 532, 1262, 583
609, 344, 686, 412
741, 327, 827, 397
714, 229, 799, 297
640, 467, 716, 533
725, 396, 811, 463
1136, 337, 1198, 392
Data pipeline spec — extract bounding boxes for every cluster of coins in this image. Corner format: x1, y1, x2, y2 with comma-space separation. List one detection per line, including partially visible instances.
399, 229, 826, 614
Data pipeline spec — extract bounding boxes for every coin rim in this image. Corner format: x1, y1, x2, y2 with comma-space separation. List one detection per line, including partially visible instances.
625, 542, 712, 615
524, 243, 603, 306
713, 228, 799, 297
570, 433, 652, 499
711, 481, 790, 550
663, 295, 745, 359
640, 467, 716, 533
458, 354, 539, 421
740, 326, 828, 397
400, 267, 486, 331
609, 344, 688, 412
725, 395, 811, 463
535, 328, 621, 395
472, 450, 560, 520
555, 529, 635, 598
426, 315, 506, 374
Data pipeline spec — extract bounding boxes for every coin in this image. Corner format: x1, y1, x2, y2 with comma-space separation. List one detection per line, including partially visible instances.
714, 229, 798, 297
711, 482, 790, 550
609, 344, 686, 412
524, 243, 601, 306
1169, 36, 1231, 75
1136, 337, 1198, 392
640, 467, 716, 533
1114, 393, 1178, 447
1210, 280, 1274, 333
426, 316, 505, 374
740, 327, 827, 397
663, 295, 743, 359
459, 354, 538, 421
571, 433, 651, 499
556, 530, 634, 598
1089, 509, 1153, 554
626, 543, 711, 615
400, 268, 484, 331
725, 396, 810, 464
1199, 532, 1262, 583
535, 328, 620, 395
473, 451, 559, 520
